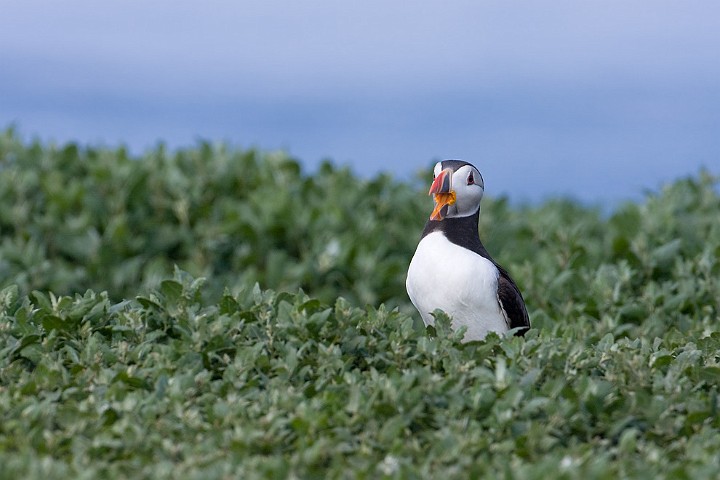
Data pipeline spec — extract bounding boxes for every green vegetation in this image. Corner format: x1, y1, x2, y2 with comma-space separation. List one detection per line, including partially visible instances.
1, 129, 719, 478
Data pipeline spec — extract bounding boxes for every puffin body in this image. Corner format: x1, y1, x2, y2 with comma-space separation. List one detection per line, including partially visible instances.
407, 231, 508, 340
406, 160, 530, 341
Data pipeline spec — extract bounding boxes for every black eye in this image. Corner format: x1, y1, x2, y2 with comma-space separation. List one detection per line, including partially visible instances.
467, 172, 474, 185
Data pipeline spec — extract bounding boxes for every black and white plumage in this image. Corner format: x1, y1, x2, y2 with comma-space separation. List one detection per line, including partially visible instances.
406, 160, 530, 341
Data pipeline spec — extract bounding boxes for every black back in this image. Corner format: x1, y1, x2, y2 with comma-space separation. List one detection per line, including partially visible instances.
421, 210, 530, 335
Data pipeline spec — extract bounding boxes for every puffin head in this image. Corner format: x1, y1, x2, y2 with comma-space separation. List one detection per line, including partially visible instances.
428, 160, 485, 221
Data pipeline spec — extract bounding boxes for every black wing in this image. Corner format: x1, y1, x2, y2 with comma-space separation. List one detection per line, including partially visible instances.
495, 265, 530, 336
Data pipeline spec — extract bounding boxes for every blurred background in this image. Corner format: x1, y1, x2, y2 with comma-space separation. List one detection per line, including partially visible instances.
1, 0, 718, 205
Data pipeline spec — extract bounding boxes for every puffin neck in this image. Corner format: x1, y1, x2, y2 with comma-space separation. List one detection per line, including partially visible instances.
420, 209, 494, 261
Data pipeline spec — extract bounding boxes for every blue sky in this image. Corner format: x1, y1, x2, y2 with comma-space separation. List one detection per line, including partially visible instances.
1, 1, 719, 204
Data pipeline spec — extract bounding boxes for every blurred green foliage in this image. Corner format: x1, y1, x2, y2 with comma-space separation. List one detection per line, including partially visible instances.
0, 129, 423, 308
1, 129, 719, 478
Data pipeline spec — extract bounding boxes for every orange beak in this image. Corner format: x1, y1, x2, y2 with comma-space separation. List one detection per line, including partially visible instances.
429, 168, 456, 221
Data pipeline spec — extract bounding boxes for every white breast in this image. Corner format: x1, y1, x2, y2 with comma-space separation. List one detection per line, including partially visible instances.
406, 231, 508, 341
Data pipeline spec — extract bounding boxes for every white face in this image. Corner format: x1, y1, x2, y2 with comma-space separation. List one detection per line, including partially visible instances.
433, 161, 485, 218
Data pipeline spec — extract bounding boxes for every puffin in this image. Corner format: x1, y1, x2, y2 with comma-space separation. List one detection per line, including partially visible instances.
406, 160, 530, 341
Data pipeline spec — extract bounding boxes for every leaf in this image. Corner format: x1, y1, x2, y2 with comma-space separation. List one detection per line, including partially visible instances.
651, 239, 682, 265
650, 353, 673, 369
136, 296, 163, 310
112, 371, 151, 390
618, 304, 648, 323
41, 314, 67, 332
160, 280, 183, 302
0, 284, 19, 308
299, 299, 324, 315
31, 290, 52, 311
219, 294, 239, 315
699, 366, 720, 383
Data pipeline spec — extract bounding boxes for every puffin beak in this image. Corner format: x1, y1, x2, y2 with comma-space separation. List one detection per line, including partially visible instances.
429, 168, 456, 221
